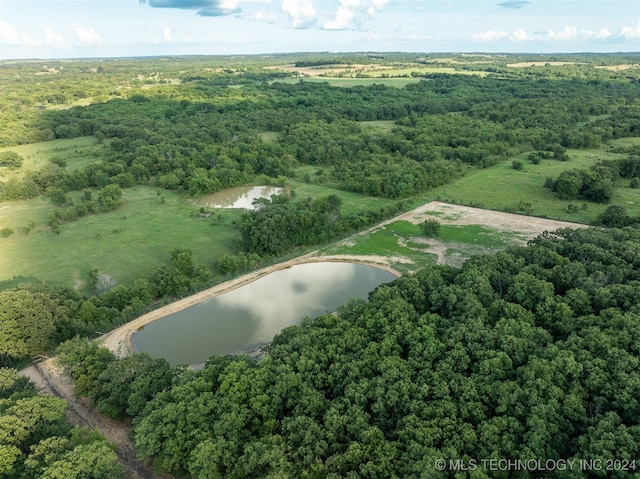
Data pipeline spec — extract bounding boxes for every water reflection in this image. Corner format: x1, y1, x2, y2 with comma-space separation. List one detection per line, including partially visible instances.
132, 263, 395, 365
194, 185, 286, 210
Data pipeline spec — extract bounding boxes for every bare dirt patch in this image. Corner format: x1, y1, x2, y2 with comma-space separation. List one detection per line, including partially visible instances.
400, 201, 584, 240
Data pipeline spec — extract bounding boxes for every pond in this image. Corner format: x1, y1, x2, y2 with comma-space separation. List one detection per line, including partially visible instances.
131, 262, 396, 365
193, 185, 286, 210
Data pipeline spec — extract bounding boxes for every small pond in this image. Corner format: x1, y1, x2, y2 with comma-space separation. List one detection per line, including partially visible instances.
194, 185, 286, 210
132, 262, 395, 365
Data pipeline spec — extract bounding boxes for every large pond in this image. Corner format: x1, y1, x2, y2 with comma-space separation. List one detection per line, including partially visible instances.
132, 262, 396, 365
193, 185, 286, 210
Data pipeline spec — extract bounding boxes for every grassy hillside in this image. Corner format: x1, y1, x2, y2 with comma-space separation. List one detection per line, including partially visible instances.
0, 187, 240, 289
429, 141, 640, 224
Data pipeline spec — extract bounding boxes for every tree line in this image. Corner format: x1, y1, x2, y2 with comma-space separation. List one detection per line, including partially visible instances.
546, 156, 640, 203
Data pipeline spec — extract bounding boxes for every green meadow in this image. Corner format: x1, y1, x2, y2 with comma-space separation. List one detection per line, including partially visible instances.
0, 176, 400, 289
0, 187, 241, 290
320, 220, 523, 274
429, 143, 640, 224
0, 137, 107, 180
288, 180, 397, 216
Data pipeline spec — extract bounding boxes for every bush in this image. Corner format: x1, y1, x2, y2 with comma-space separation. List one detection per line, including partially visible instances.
420, 218, 441, 237
0, 151, 24, 169
0, 227, 14, 238
512, 160, 524, 170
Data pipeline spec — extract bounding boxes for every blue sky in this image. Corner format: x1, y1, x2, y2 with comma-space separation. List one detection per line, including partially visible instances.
1, 0, 639, 59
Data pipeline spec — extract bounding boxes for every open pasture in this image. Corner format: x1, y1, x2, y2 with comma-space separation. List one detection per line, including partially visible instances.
0, 186, 241, 290
0, 136, 107, 180
429, 144, 640, 224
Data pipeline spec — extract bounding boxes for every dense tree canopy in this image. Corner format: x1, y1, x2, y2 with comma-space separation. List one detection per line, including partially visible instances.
0, 368, 123, 479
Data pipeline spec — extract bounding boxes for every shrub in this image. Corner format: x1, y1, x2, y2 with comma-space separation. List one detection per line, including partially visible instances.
0, 151, 24, 169
420, 218, 441, 237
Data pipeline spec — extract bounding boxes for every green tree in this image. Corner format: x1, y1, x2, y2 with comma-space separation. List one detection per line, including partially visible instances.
93, 353, 172, 419
0, 289, 63, 365
0, 151, 23, 169
420, 218, 441, 237
97, 184, 123, 211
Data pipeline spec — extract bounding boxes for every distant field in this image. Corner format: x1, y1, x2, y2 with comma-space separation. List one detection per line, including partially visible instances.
281, 77, 422, 88
288, 180, 397, 216
357, 120, 397, 133
507, 61, 583, 67
429, 143, 640, 224
0, 137, 107, 180
594, 64, 640, 71
258, 131, 279, 143
270, 63, 488, 78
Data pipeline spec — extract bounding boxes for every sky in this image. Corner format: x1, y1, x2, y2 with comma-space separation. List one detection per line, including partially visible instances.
0, 0, 639, 59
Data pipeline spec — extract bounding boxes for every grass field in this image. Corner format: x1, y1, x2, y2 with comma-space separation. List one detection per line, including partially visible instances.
288, 180, 397, 216
0, 178, 400, 290
0, 137, 108, 180
358, 120, 397, 133
429, 144, 640, 224
321, 219, 523, 274
0, 186, 242, 290
280, 77, 422, 88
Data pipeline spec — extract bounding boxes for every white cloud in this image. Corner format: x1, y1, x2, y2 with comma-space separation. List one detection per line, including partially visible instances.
581, 28, 611, 39
407, 32, 432, 41
0, 21, 21, 45
0, 22, 41, 47
472, 30, 509, 42
75, 27, 102, 46
281, 0, 317, 28
248, 9, 278, 22
163, 27, 173, 42
44, 27, 64, 46
619, 18, 640, 39
546, 25, 577, 41
510, 27, 531, 41
472, 28, 531, 43
323, 6, 356, 30
322, 0, 389, 31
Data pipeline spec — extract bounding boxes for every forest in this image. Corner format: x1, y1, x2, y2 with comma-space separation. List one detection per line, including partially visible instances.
0, 368, 123, 478
1, 52, 640, 478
